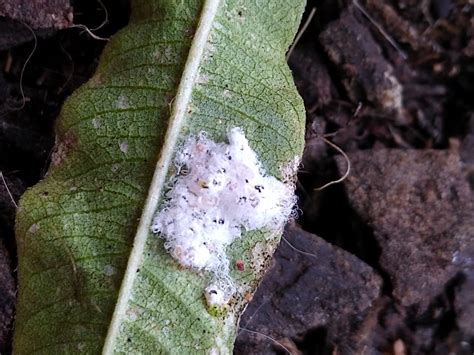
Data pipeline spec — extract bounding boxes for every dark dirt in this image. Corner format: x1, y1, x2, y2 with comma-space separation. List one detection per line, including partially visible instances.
337, 148, 473, 311
0, 0, 73, 29
235, 223, 382, 354
335, 148, 474, 354
0, 239, 15, 355
1, 0, 473, 354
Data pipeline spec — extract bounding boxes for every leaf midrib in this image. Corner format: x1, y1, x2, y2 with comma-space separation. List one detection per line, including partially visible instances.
101, 0, 221, 353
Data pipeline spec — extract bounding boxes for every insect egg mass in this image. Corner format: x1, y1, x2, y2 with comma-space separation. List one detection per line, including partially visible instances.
151, 127, 296, 306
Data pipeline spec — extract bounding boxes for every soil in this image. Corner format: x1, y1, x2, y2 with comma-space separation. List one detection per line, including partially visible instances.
0, 0, 473, 354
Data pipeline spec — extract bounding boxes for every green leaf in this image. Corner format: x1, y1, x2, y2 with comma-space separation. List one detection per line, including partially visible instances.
14, 0, 306, 353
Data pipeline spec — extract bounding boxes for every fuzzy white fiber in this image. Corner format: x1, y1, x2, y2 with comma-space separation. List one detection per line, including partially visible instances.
151, 128, 296, 301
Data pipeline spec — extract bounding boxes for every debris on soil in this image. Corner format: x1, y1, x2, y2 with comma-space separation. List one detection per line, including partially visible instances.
0, 0, 73, 29
0, 18, 54, 51
0, 172, 23, 245
335, 148, 474, 353
319, 8, 403, 117
454, 270, 474, 345
235, 223, 382, 354
288, 45, 334, 111
0, 240, 15, 355
285, 0, 474, 353
460, 114, 474, 164
337, 148, 473, 312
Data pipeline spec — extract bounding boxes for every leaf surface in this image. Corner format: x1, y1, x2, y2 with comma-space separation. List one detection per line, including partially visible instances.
14, 0, 306, 353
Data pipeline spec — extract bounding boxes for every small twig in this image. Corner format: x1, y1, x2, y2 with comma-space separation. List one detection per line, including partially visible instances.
238, 327, 292, 354
90, 0, 109, 32
353, 101, 363, 117
70, 25, 110, 41
70, 0, 110, 41
323, 130, 340, 138
286, 7, 317, 61
352, 0, 408, 60
8, 21, 37, 111
238, 298, 269, 330
0, 172, 17, 208
4, 52, 13, 73
314, 136, 351, 191
282, 235, 317, 258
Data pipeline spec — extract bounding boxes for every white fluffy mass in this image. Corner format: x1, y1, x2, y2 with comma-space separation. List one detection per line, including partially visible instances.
151, 128, 296, 275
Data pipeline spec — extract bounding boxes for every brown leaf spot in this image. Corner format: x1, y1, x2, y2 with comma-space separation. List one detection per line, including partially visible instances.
51, 131, 77, 167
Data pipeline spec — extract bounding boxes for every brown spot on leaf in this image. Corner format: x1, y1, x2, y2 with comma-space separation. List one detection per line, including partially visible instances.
51, 131, 78, 167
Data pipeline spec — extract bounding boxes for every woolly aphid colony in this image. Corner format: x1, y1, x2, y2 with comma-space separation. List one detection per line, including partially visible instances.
151, 128, 296, 307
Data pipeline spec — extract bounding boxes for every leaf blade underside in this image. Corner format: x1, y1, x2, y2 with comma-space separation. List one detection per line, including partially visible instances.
14, 0, 306, 353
